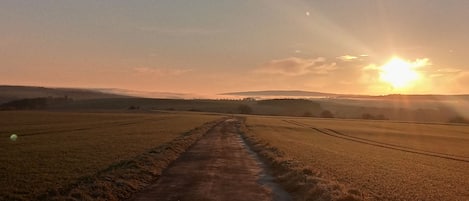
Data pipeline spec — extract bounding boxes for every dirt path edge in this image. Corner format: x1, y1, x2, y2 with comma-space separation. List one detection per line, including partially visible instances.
236, 117, 367, 201
36, 118, 227, 201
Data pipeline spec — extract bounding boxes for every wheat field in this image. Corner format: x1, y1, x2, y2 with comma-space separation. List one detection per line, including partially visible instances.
244, 116, 469, 200
0, 111, 220, 200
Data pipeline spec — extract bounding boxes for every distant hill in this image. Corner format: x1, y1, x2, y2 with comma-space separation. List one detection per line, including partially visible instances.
221, 90, 337, 97
362, 94, 469, 101
2, 86, 468, 122
0, 85, 131, 104
222, 90, 469, 101
94, 88, 198, 99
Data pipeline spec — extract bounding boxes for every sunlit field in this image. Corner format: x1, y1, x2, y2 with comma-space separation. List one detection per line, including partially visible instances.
244, 116, 469, 200
0, 111, 220, 200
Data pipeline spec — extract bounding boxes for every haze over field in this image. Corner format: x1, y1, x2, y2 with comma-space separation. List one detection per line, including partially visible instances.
2, 2, 469, 200
2, 1, 469, 95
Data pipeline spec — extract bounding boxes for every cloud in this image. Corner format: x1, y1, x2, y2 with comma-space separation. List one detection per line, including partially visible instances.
133, 67, 191, 76
436, 68, 462, 73
251, 55, 466, 95
362, 64, 379, 70
337, 55, 358, 61
412, 58, 432, 68
428, 68, 463, 78
257, 57, 337, 76
337, 54, 368, 61
357, 57, 469, 94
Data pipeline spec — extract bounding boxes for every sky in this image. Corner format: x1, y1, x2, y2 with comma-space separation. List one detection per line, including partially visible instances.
1, 0, 469, 95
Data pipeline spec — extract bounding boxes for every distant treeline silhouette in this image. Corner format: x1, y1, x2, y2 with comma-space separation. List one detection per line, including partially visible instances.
2, 96, 465, 124
448, 116, 468, 124
0, 97, 72, 110
362, 113, 388, 120
257, 99, 320, 108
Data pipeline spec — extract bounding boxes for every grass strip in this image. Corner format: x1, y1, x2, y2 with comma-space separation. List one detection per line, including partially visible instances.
237, 117, 366, 201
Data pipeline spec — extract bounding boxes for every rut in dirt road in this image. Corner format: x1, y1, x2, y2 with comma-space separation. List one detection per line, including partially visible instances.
129, 119, 290, 201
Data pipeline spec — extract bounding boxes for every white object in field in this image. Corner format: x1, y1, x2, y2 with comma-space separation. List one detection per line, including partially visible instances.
10, 134, 18, 141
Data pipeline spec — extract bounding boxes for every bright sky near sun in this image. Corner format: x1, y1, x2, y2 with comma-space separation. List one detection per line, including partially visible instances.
1, 0, 469, 95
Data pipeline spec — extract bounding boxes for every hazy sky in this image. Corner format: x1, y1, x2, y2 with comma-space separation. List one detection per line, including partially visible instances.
1, 0, 469, 95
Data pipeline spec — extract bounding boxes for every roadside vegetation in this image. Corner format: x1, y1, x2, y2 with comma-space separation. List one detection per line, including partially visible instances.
238, 117, 363, 201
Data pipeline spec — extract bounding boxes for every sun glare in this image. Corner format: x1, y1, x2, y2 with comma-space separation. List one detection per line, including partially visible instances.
379, 57, 421, 89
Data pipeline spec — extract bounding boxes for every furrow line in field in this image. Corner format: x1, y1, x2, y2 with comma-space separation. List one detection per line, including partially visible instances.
18, 118, 159, 137
324, 128, 469, 160
283, 120, 469, 163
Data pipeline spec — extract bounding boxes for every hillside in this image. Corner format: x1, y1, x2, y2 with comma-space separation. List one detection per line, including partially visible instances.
220, 90, 337, 97
1, 86, 467, 123
222, 90, 469, 101
0, 85, 131, 104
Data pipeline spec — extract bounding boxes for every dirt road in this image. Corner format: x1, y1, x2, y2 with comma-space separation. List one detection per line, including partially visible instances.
129, 119, 290, 201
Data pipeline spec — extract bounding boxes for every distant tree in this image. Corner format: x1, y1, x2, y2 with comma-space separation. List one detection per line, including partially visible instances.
257, 99, 322, 116
257, 99, 320, 109
320, 110, 334, 118
362, 113, 373, 119
362, 113, 387, 120
128, 105, 140, 110
242, 97, 256, 102
238, 104, 252, 114
448, 116, 468, 124
302, 111, 313, 117
375, 114, 388, 120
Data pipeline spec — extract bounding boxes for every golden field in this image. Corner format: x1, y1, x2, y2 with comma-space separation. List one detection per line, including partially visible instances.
2, 110, 468, 201
0, 111, 221, 200
243, 116, 469, 200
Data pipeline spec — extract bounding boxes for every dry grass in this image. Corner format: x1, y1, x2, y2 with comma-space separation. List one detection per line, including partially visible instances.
0, 111, 222, 201
242, 115, 469, 200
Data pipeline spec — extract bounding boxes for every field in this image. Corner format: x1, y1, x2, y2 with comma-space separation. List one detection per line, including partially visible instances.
0, 111, 221, 200
2, 110, 468, 201
243, 116, 469, 200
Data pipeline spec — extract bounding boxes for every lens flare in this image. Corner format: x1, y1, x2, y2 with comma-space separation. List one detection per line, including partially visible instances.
379, 57, 422, 89
10, 134, 18, 141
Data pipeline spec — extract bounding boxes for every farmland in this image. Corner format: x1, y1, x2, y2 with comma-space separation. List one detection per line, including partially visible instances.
242, 116, 469, 200
2, 109, 468, 201
0, 111, 222, 200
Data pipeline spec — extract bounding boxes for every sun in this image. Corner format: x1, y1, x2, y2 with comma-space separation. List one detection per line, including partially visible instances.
379, 57, 421, 89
